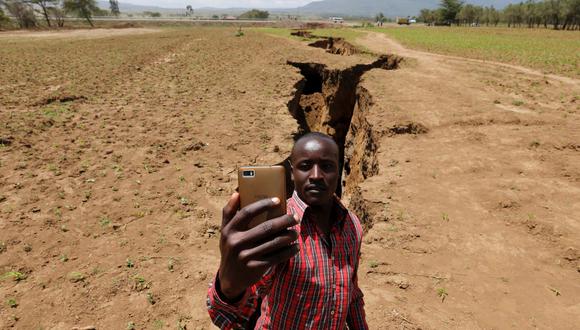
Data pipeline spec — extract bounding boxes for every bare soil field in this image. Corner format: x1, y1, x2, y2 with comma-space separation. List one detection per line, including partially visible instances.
0, 28, 161, 40
0, 27, 578, 329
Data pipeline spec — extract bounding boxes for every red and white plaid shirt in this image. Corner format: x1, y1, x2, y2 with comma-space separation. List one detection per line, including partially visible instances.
207, 191, 368, 329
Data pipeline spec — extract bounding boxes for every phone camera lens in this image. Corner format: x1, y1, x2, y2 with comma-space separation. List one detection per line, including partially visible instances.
243, 170, 255, 178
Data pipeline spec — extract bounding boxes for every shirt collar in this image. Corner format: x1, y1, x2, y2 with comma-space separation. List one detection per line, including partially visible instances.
291, 190, 348, 227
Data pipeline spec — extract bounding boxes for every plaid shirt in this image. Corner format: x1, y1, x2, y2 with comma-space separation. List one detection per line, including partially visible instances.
207, 191, 368, 329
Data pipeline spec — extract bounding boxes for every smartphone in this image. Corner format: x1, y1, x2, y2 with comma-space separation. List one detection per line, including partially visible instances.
238, 165, 287, 230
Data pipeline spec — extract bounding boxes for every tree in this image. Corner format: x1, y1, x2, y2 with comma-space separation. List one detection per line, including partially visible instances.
0, 4, 11, 28
27, 0, 59, 27
185, 4, 193, 16
4, 0, 37, 28
440, 0, 464, 24
239, 9, 269, 19
64, 0, 98, 27
375, 12, 385, 22
48, 4, 65, 27
561, 0, 580, 30
109, 0, 119, 16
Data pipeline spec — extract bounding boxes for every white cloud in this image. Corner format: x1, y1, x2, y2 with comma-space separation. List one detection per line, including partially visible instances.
124, 0, 316, 9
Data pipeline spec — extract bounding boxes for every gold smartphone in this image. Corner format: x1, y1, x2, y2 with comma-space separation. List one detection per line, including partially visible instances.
238, 165, 287, 230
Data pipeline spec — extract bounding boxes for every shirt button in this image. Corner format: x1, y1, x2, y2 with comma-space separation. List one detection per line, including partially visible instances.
330, 310, 335, 315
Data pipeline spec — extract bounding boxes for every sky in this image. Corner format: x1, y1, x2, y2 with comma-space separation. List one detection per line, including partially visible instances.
122, 0, 316, 8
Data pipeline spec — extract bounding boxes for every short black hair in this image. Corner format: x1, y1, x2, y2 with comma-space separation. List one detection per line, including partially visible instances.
291, 132, 339, 161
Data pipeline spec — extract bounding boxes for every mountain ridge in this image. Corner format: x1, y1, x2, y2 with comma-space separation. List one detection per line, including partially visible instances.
97, 1, 518, 17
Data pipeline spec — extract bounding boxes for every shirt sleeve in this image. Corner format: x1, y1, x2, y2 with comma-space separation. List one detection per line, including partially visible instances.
207, 268, 276, 329
346, 232, 369, 329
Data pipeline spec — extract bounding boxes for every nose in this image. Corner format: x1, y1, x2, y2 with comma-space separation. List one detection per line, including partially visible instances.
311, 164, 323, 180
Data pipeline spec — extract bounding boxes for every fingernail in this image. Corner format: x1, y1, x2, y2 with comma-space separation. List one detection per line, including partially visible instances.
271, 197, 280, 204
293, 213, 300, 222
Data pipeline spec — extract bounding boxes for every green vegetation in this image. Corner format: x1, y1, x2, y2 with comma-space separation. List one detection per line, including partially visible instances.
7, 298, 18, 308
239, 9, 269, 19
63, 0, 100, 27
437, 287, 448, 302
1, 271, 27, 281
0, 6, 11, 27
370, 27, 579, 78
143, 11, 161, 18
419, 0, 580, 30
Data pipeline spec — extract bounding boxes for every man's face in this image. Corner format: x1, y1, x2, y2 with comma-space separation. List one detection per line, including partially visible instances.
291, 138, 339, 207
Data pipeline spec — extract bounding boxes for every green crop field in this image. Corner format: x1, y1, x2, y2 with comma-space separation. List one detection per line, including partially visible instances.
367, 26, 580, 78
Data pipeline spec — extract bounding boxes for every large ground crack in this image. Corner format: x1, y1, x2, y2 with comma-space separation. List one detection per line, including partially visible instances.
286, 55, 402, 229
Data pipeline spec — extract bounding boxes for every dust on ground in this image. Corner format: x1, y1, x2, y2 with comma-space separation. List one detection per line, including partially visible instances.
0, 27, 579, 329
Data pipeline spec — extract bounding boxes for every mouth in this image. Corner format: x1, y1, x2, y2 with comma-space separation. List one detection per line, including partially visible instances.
305, 184, 327, 194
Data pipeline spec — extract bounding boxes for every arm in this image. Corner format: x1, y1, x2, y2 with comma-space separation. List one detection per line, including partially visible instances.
206, 193, 299, 329
207, 268, 276, 329
346, 223, 368, 329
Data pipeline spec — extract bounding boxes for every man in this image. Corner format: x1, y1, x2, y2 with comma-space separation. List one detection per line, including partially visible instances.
207, 132, 368, 329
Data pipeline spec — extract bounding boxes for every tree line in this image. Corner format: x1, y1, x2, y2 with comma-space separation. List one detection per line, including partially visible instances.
419, 0, 579, 30
0, 0, 120, 28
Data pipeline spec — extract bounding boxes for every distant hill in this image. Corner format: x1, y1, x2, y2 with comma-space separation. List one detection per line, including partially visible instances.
97, 1, 182, 13
298, 0, 515, 17
96, 1, 521, 17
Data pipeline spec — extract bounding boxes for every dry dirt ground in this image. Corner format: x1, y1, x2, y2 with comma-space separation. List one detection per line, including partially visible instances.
0, 27, 578, 329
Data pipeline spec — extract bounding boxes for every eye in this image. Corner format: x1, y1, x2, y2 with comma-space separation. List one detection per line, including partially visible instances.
321, 161, 336, 172
297, 161, 312, 171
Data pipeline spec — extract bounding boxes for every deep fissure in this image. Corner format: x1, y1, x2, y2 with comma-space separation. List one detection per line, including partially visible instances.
286, 55, 402, 206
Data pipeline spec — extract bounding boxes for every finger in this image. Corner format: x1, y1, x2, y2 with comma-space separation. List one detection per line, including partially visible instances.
242, 214, 299, 245
247, 244, 300, 269
228, 197, 281, 230
221, 192, 240, 228
239, 230, 299, 262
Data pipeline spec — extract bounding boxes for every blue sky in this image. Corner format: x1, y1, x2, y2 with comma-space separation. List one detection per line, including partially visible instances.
124, 0, 315, 8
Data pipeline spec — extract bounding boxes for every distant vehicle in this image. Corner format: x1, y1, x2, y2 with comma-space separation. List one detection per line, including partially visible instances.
409, 19, 417, 24
329, 17, 344, 24
396, 17, 410, 25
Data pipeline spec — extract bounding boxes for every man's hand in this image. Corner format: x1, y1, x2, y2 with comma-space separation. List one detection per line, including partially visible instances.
218, 193, 300, 301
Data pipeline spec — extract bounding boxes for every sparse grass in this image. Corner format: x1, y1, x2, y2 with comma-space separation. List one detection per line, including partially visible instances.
512, 100, 524, 106
7, 298, 18, 308
132, 275, 150, 291
369, 27, 580, 78
369, 261, 379, 269
67, 271, 85, 283
99, 216, 111, 227
153, 319, 164, 329
1, 271, 27, 282
146, 292, 156, 305
442, 213, 450, 222
41, 104, 72, 120
437, 287, 448, 302
127, 321, 136, 330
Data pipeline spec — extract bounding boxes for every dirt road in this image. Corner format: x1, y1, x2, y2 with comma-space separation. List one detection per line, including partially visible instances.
0, 28, 578, 329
